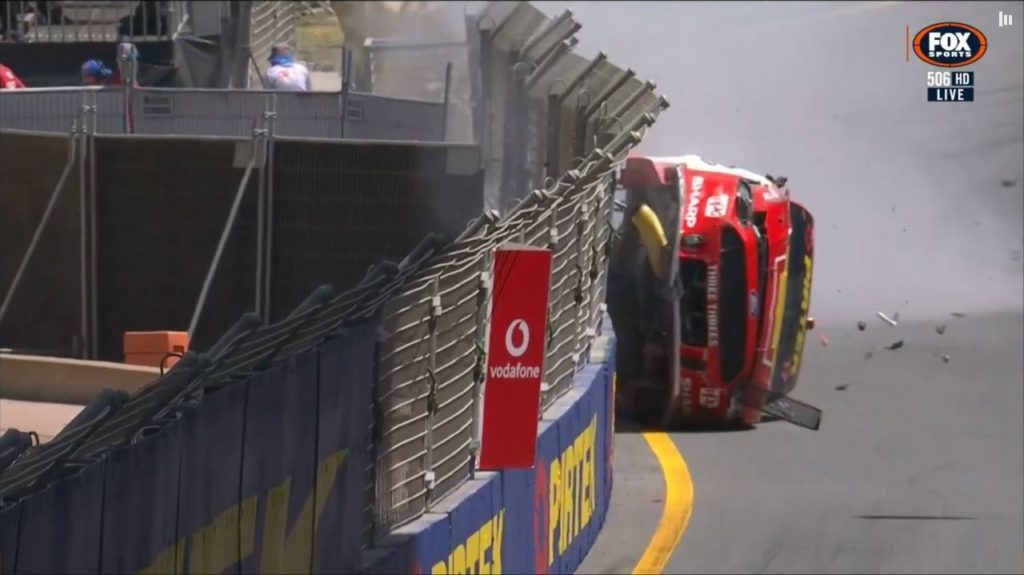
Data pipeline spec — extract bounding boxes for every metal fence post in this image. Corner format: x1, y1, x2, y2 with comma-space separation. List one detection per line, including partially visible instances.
539, 202, 559, 408
440, 61, 452, 141
470, 248, 492, 477
78, 94, 91, 358
588, 176, 611, 342
575, 186, 593, 372
254, 94, 274, 322
424, 275, 441, 507
572, 95, 589, 162
478, 23, 494, 171
340, 49, 351, 139
545, 92, 561, 179
88, 92, 100, 360
262, 94, 278, 321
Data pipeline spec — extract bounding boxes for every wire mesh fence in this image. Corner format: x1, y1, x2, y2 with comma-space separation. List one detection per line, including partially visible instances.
372, 149, 627, 533
367, 1, 668, 535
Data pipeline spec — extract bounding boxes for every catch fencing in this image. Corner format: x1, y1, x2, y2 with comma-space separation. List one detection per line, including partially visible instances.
1, 0, 188, 43
0, 0, 668, 562
245, 1, 303, 89
366, 1, 667, 533
0, 86, 450, 141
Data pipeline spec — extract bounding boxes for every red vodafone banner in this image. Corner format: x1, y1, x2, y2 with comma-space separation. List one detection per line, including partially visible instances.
478, 244, 553, 470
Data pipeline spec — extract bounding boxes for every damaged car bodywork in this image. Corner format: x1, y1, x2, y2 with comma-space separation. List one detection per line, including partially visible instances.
608, 154, 821, 430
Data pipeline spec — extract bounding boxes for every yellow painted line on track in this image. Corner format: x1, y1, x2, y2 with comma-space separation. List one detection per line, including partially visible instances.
632, 432, 694, 575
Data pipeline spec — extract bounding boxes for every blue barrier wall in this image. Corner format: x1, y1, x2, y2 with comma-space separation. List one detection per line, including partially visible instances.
100, 417, 183, 573
0, 323, 379, 574
362, 338, 616, 575
1, 327, 615, 575
0, 503, 19, 573
13, 461, 107, 573
314, 332, 376, 574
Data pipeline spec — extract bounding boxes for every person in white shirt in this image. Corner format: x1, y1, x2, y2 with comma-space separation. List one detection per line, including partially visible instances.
264, 43, 311, 91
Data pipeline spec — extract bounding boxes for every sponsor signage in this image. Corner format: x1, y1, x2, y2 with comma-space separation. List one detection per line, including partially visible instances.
910, 22, 987, 103
479, 245, 554, 470
683, 174, 704, 230
913, 22, 987, 67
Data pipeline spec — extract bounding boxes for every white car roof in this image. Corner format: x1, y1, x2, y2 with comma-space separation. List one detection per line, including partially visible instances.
644, 154, 773, 187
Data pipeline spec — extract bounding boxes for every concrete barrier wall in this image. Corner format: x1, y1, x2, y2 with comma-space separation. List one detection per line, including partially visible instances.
361, 338, 616, 575
0, 353, 159, 405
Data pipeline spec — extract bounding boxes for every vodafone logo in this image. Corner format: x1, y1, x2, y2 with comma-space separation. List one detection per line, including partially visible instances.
505, 319, 530, 358
490, 318, 542, 380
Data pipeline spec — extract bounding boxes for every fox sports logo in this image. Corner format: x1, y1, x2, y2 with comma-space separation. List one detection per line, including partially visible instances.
913, 22, 988, 67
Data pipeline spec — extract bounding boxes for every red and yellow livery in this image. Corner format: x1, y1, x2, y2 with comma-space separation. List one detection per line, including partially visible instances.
608, 154, 820, 429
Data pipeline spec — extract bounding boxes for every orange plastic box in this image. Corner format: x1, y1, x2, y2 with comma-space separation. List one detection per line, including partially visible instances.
124, 331, 189, 369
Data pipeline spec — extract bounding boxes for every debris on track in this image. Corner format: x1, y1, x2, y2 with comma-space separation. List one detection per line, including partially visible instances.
877, 311, 899, 327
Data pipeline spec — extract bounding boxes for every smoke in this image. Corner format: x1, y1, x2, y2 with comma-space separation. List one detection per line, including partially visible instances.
540, 1, 1024, 322
327, 2, 484, 239
329, 1, 475, 99
330, 1, 473, 45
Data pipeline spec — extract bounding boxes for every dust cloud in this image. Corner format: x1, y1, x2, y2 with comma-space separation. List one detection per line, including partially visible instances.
539, 1, 1024, 322
329, 1, 482, 238
330, 1, 474, 98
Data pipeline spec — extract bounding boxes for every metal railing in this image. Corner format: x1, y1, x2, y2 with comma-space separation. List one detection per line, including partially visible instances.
0, 87, 123, 134
1, 1, 187, 43
0, 86, 450, 141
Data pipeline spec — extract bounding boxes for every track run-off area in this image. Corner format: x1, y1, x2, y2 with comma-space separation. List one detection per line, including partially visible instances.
584, 314, 1023, 574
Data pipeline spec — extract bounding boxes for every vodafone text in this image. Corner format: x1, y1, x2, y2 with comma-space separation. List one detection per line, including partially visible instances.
489, 362, 542, 380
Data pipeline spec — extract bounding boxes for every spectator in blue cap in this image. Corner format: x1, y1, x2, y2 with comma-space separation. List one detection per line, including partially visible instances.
81, 59, 115, 86
264, 43, 311, 91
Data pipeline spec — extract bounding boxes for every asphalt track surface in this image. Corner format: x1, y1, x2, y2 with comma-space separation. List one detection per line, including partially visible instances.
583, 314, 1024, 575
562, 1, 1024, 574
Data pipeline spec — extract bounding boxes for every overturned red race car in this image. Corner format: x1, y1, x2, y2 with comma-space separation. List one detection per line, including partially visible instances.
608, 154, 822, 430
